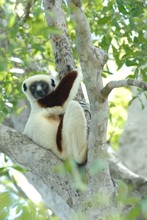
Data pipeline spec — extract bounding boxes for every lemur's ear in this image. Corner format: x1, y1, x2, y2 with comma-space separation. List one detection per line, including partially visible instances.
23, 83, 27, 92
51, 79, 56, 87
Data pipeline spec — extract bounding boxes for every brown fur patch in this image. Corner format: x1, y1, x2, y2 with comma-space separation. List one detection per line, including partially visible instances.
46, 114, 60, 121
38, 71, 77, 108
56, 115, 64, 152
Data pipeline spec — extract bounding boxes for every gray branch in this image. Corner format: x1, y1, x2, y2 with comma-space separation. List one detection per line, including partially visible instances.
66, 2, 118, 219
101, 79, 147, 102
43, 0, 87, 103
1, 124, 146, 217
0, 124, 76, 220
43, 0, 76, 78
108, 146, 147, 189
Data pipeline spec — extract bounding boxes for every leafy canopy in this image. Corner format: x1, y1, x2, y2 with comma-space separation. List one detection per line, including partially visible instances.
0, 0, 146, 121
0, 0, 147, 219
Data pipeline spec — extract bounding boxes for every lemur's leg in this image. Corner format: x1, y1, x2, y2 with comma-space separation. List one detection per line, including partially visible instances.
62, 100, 87, 164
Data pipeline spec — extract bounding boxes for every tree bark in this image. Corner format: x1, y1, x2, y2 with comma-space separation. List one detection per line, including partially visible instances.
0, 124, 76, 219
108, 145, 147, 197
1, 0, 147, 219
119, 88, 147, 177
43, 0, 76, 78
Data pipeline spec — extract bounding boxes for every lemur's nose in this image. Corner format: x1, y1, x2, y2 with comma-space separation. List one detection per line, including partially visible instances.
36, 90, 44, 96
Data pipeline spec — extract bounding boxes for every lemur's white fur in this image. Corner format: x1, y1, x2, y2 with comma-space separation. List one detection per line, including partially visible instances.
22, 71, 87, 164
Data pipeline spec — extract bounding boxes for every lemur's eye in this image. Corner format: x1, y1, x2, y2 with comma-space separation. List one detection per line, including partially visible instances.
30, 84, 36, 92
42, 83, 48, 89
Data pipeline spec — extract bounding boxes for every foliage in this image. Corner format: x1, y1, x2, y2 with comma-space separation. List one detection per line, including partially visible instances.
78, 0, 146, 149
0, 0, 55, 121
108, 88, 131, 149
0, 0, 147, 219
117, 180, 147, 220
0, 155, 57, 220
0, 0, 146, 143
83, 0, 147, 76
56, 160, 87, 191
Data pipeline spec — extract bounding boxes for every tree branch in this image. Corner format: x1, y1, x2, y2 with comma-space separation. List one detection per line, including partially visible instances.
66, 1, 118, 219
25, 172, 75, 220
43, 0, 76, 78
2, 124, 147, 218
43, 0, 88, 104
67, 0, 108, 92
23, 0, 33, 22
0, 123, 76, 220
101, 79, 147, 102
108, 145, 147, 197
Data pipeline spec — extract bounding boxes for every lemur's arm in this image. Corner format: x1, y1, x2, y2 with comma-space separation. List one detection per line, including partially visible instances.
38, 70, 82, 108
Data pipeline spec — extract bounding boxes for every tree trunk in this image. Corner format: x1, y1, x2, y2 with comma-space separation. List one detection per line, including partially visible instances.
119, 88, 147, 177
1, 0, 147, 219
0, 0, 118, 219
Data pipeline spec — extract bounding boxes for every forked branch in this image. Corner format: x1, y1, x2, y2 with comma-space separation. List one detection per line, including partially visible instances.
101, 79, 147, 102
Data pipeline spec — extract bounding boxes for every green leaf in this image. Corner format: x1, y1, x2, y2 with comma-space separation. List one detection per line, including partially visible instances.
127, 67, 139, 79
134, 67, 139, 78
116, 0, 128, 14
141, 68, 147, 82
9, 25, 19, 38
42, 26, 63, 37
126, 59, 138, 67
8, 14, 15, 28
125, 204, 140, 220
0, 209, 7, 220
21, 202, 36, 220
125, 196, 138, 206
117, 181, 128, 202
12, 164, 28, 173
0, 191, 13, 210
138, 96, 145, 110
128, 96, 137, 106
0, 167, 9, 176
131, 2, 144, 17
0, 58, 7, 71
98, 16, 111, 25
32, 44, 45, 52
141, 199, 147, 218
100, 34, 112, 52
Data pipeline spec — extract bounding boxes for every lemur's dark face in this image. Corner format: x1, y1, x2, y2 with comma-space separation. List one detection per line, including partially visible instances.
29, 81, 49, 99
22, 75, 56, 101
